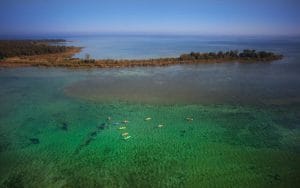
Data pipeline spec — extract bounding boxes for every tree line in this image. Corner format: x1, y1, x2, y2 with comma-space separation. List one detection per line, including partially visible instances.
0, 39, 69, 59
179, 49, 282, 61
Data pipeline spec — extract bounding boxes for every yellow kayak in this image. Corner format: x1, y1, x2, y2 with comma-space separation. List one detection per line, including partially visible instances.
122, 132, 129, 136
157, 124, 164, 128
123, 135, 132, 140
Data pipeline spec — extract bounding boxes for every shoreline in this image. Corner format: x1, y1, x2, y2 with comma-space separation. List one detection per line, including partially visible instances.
0, 40, 283, 68
0, 48, 283, 68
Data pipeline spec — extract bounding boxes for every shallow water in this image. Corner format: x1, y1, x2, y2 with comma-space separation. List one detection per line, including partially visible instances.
65, 62, 300, 105
0, 36, 300, 187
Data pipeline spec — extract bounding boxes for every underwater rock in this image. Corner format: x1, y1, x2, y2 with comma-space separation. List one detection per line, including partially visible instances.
61, 122, 68, 131
29, 138, 40, 144
268, 174, 281, 181
90, 131, 97, 137
74, 122, 109, 154
274, 174, 280, 181
97, 123, 108, 130
74, 137, 94, 154
0, 142, 10, 153
180, 130, 186, 137
84, 137, 93, 146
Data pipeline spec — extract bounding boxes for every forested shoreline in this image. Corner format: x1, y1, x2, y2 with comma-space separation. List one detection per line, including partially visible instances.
0, 40, 283, 68
0, 39, 69, 59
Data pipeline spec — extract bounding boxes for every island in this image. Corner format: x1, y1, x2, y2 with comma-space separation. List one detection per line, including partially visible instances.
0, 39, 283, 68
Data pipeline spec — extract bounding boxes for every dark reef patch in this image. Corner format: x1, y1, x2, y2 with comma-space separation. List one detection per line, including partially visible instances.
29, 138, 40, 145
90, 131, 97, 137
180, 130, 186, 137
74, 122, 109, 154
0, 142, 10, 153
3, 172, 25, 188
61, 122, 68, 131
97, 123, 108, 130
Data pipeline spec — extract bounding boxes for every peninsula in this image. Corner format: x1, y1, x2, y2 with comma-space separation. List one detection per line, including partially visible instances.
0, 40, 283, 68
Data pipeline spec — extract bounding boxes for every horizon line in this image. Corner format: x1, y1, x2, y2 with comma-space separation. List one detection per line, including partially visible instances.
1, 32, 300, 39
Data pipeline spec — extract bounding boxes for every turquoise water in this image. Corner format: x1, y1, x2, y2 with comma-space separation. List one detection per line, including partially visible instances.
0, 36, 300, 187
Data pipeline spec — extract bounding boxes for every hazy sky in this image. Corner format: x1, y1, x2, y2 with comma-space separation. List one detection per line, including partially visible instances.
1, 0, 300, 36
